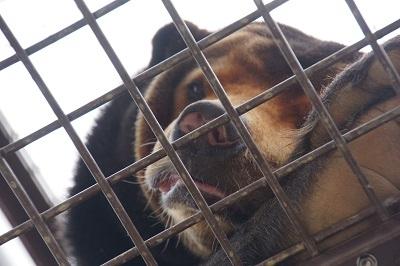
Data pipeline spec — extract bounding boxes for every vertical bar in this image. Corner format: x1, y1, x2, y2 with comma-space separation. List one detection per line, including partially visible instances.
72, 0, 241, 264
0, 15, 157, 266
253, 0, 389, 220
161, 0, 319, 257
0, 158, 69, 265
345, 0, 400, 95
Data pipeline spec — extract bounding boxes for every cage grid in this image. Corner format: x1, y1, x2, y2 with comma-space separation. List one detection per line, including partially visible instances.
0, 0, 399, 265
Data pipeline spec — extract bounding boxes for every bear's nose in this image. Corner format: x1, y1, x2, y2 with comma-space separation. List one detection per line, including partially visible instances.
173, 101, 241, 148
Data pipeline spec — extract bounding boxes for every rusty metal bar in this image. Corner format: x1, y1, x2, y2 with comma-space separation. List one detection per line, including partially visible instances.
254, 0, 389, 221
345, 0, 400, 95
72, 0, 240, 264
0, 14, 157, 266
0, 157, 68, 265
0, 86, 126, 155
258, 243, 304, 266
0, 0, 130, 71
161, 0, 319, 257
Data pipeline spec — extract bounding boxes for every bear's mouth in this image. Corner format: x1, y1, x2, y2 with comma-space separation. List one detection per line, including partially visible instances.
151, 173, 226, 204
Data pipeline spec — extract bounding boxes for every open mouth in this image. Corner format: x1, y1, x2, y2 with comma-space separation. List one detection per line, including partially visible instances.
152, 173, 226, 200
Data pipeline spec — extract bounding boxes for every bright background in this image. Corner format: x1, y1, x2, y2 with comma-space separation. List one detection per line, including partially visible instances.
0, 0, 399, 265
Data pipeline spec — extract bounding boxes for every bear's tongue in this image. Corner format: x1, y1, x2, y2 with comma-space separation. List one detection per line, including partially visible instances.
158, 174, 226, 199
158, 175, 179, 193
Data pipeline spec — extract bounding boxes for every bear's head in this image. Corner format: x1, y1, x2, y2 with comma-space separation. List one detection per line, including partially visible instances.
134, 22, 356, 257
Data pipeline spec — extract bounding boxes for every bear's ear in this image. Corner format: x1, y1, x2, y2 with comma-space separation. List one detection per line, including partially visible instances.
277, 24, 362, 84
148, 21, 211, 67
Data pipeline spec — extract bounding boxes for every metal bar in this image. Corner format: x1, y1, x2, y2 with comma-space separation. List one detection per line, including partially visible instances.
0, 0, 130, 71
254, 0, 389, 220
72, 0, 240, 264
161, 0, 319, 257
258, 244, 304, 266
345, 0, 400, 95
1, 16, 399, 156
0, 158, 69, 265
0, 14, 157, 266
2, 103, 399, 262
0, 86, 125, 155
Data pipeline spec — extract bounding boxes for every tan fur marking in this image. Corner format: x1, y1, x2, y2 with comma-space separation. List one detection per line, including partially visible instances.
301, 97, 400, 245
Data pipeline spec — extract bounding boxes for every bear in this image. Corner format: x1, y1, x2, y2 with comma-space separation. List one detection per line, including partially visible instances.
63, 21, 400, 265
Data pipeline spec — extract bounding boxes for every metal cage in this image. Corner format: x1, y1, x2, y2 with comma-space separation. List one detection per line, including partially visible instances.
0, 0, 400, 265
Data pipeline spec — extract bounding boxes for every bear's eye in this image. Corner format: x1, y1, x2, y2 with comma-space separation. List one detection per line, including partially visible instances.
187, 81, 205, 102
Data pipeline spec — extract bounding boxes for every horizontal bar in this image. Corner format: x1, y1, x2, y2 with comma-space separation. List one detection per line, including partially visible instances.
0, 0, 130, 71
0, 86, 125, 155
259, 243, 304, 266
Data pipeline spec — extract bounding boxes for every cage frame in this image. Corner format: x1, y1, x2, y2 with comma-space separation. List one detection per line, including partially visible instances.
0, 0, 400, 265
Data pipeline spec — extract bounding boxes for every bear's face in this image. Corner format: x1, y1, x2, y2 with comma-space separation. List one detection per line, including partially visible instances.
134, 23, 349, 257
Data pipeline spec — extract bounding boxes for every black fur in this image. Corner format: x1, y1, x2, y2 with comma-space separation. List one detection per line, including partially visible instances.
64, 22, 208, 266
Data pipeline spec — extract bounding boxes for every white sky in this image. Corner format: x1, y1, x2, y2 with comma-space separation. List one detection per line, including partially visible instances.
0, 0, 399, 265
